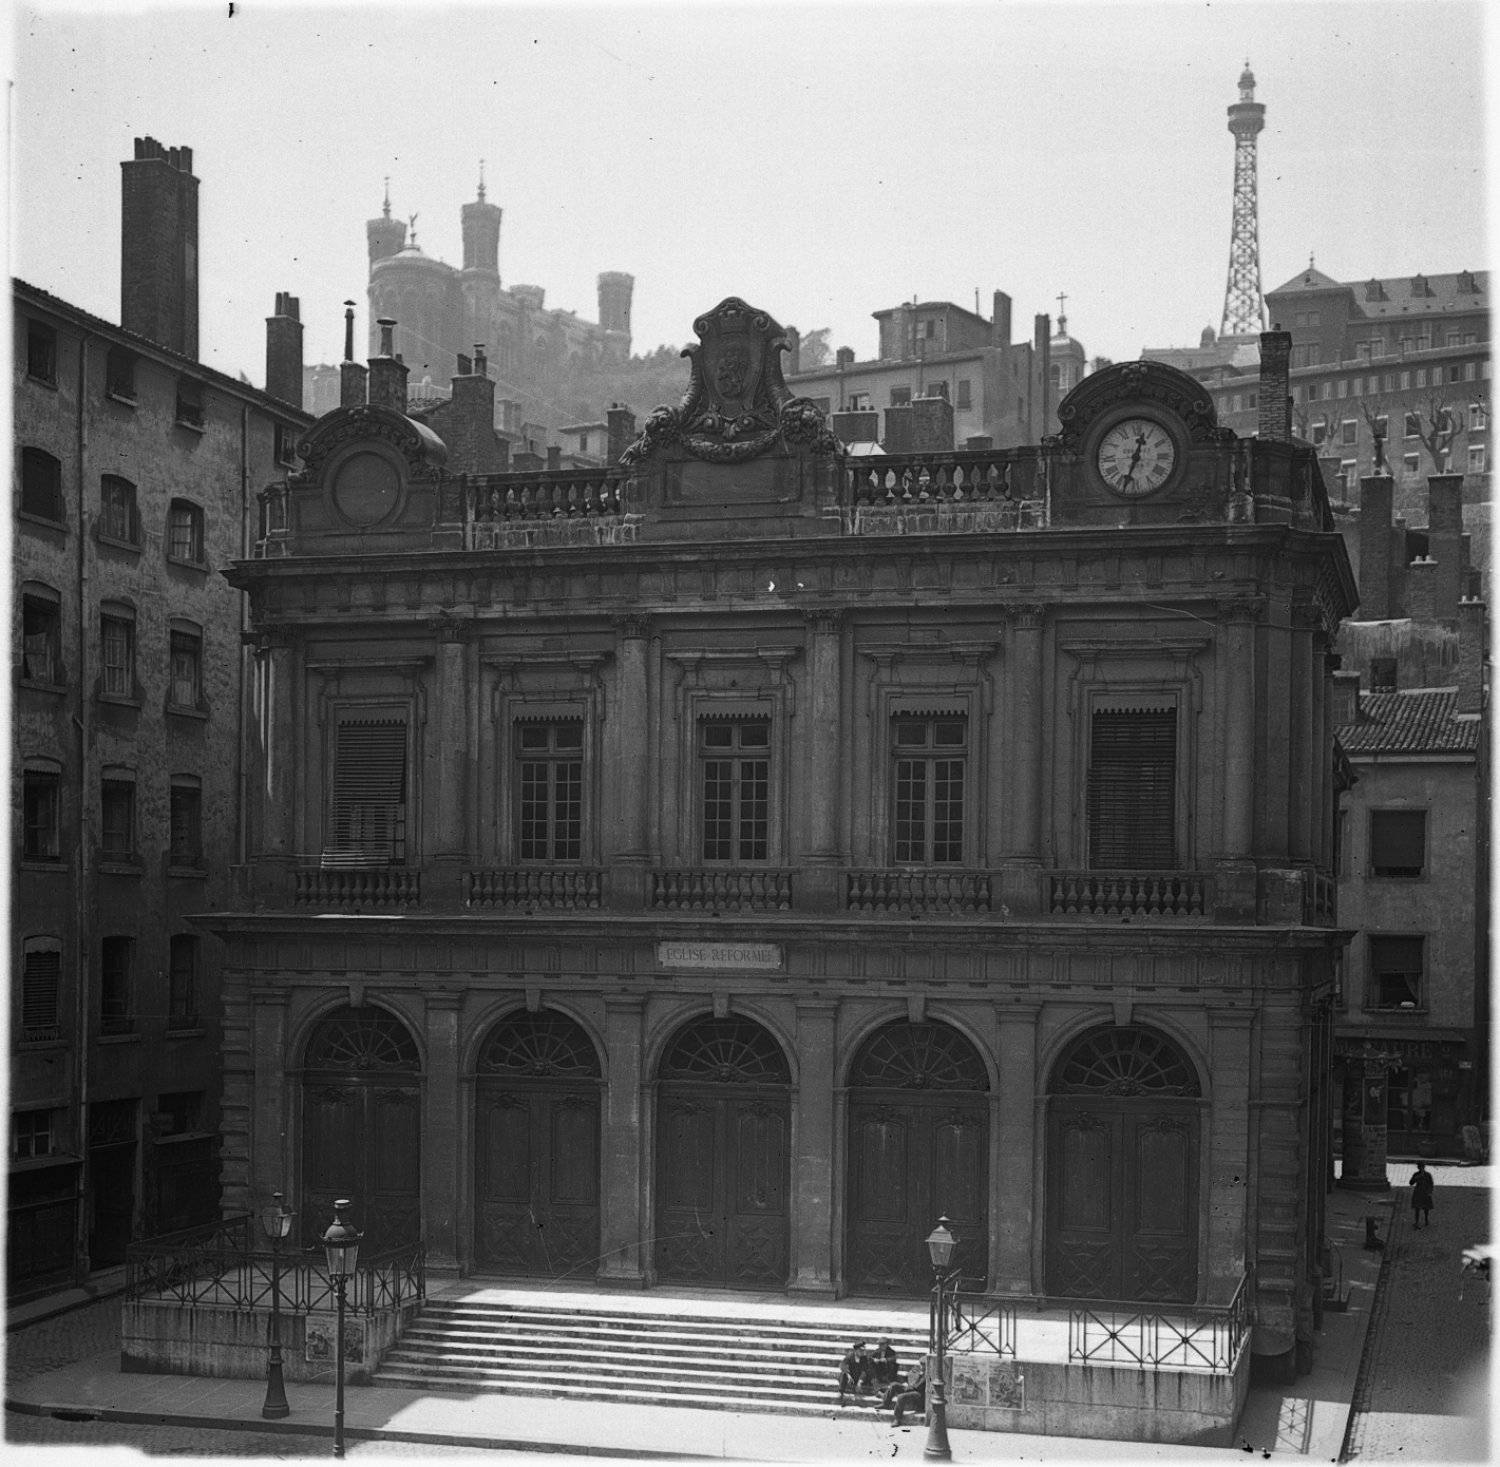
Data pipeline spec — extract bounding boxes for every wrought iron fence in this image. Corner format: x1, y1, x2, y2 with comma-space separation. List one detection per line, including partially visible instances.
1066, 1273, 1254, 1371
944, 1291, 1018, 1357
126, 1215, 425, 1317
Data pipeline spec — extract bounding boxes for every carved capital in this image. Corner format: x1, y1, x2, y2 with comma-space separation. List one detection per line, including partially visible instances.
430, 612, 472, 645
613, 612, 652, 641
805, 607, 844, 635
1005, 602, 1048, 630
1219, 596, 1267, 624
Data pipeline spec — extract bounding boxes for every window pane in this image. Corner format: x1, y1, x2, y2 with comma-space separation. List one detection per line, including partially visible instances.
22, 595, 59, 682
23, 773, 61, 860
737, 758, 768, 861
553, 760, 582, 860
102, 616, 133, 696
329, 717, 407, 863
169, 937, 198, 1027
1370, 810, 1425, 876
894, 758, 926, 863
170, 786, 201, 864
101, 936, 133, 1035
170, 632, 201, 707
101, 779, 134, 855
932, 759, 965, 863
702, 759, 733, 861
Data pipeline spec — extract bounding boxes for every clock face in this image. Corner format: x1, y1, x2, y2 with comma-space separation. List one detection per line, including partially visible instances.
1096, 417, 1177, 497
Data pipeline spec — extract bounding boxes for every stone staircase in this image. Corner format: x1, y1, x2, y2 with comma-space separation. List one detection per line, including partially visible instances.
373, 1298, 932, 1417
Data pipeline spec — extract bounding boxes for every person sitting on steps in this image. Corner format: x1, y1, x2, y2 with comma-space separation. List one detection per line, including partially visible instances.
871, 1339, 900, 1390
884, 1357, 927, 1427
837, 1340, 875, 1402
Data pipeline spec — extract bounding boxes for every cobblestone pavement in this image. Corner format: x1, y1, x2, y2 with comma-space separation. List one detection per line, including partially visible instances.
5, 1296, 121, 1386
1343, 1162, 1491, 1462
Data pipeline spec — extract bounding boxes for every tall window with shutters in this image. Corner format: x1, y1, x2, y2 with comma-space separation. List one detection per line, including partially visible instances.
326, 712, 409, 866
892, 716, 967, 864
516, 719, 583, 861
1088, 706, 1178, 869
21, 938, 62, 1044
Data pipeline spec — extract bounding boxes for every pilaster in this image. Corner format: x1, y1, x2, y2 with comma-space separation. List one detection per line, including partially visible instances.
598, 995, 647, 1284
789, 1000, 837, 1294
421, 991, 463, 1270
993, 1004, 1040, 1289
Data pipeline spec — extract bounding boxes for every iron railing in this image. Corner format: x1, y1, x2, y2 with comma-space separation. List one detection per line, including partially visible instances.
126, 1214, 425, 1317
1047, 871, 1211, 918
1066, 1273, 1254, 1371
945, 1291, 1018, 1357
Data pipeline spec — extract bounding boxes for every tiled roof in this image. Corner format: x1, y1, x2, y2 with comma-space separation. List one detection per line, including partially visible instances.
1337, 687, 1480, 755
1265, 267, 1487, 317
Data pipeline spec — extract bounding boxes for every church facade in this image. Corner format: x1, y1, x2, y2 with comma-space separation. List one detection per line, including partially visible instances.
207, 300, 1355, 1378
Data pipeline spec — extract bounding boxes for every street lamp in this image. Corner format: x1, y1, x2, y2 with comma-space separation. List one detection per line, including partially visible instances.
261, 1191, 295, 1419
322, 1199, 362, 1459
924, 1216, 956, 1462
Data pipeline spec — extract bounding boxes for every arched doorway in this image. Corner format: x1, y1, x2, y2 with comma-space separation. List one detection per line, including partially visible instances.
655, 1016, 790, 1288
1045, 1025, 1202, 1303
300, 1005, 421, 1253
846, 1021, 990, 1295
474, 1009, 602, 1278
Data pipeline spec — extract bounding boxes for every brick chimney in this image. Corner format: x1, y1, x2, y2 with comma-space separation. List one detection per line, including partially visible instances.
367, 317, 409, 413
1358, 475, 1395, 619
1256, 327, 1293, 442
546, 445, 561, 471
443, 348, 503, 473
265, 292, 303, 408
1406, 556, 1436, 624
831, 410, 879, 444
1427, 473, 1464, 621
1457, 597, 1487, 714
339, 301, 367, 408
607, 403, 637, 464
120, 137, 199, 358
991, 290, 1012, 346
835, 346, 855, 369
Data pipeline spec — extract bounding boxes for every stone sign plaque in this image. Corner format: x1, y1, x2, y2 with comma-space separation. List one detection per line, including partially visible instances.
657, 941, 783, 971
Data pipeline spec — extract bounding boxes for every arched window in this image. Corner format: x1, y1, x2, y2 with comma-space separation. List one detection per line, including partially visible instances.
1049, 1025, 1200, 1096
478, 1010, 600, 1077
660, 1016, 789, 1084
305, 1005, 421, 1071
850, 1020, 988, 1090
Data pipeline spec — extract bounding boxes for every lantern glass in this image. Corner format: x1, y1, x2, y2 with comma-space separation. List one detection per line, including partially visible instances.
322, 1199, 362, 1277
926, 1217, 956, 1269
262, 1193, 294, 1242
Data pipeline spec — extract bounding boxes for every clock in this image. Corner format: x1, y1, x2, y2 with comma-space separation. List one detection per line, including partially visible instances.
1095, 416, 1178, 498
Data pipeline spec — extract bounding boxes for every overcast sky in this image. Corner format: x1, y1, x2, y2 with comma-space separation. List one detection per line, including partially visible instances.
8, 0, 1491, 394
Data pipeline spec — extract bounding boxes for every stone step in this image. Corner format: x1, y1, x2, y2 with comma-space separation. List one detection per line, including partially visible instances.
374, 1296, 928, 1416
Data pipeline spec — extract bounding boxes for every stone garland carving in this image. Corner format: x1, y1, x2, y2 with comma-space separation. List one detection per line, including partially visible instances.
294, 406, 443, 483
618, 296, 840, 467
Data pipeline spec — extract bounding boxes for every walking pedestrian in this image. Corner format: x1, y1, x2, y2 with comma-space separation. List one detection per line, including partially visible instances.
1409, 1160, 1435, 1229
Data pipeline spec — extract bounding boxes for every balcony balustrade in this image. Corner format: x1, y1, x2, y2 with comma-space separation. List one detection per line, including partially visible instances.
467, 867, 604, 910
293, 867, 421, 908
846, 869, 993, 915
843, 449, 1047, 533
465, 469, 627, 549
1047, 871, 1211, 919
650, 868, 794, 912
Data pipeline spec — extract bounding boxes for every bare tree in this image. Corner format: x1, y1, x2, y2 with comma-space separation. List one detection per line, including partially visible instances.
1358, 396, 1397, 473
1412, 391, 1462, 472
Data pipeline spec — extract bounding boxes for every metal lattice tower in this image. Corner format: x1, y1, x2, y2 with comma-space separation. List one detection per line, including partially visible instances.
1220, 62, 1267, 338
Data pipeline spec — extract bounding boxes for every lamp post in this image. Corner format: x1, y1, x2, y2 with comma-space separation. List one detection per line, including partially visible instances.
924, 1216, 956, 1462
261, 1191, 295, 1419
322, 1199, 362, 1459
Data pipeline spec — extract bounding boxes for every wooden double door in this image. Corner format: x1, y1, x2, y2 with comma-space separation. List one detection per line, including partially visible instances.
846, 1094, 988, 1294
1045, 1101, 1199, 1302
475, 1084, 600, 1277
655, 1086, 789, 1287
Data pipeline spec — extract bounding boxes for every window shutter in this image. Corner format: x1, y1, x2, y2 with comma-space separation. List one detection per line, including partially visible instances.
1370, 810, 1424, 876
328, 717, 407, 865
1088, 709, 1177, 870
23, 949, 61, 1042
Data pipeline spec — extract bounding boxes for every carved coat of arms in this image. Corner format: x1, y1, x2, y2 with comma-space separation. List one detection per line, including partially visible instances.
620, 297, 839, 466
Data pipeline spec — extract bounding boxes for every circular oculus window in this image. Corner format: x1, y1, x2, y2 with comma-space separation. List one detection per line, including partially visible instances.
332, 451, 401, 526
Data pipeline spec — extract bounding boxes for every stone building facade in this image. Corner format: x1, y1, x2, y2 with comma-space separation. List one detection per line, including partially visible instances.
785, 295, 1061, 453
208, 301, 1355, 1393
1327, 471, 1488, 1170
9, 139, 312, 1299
